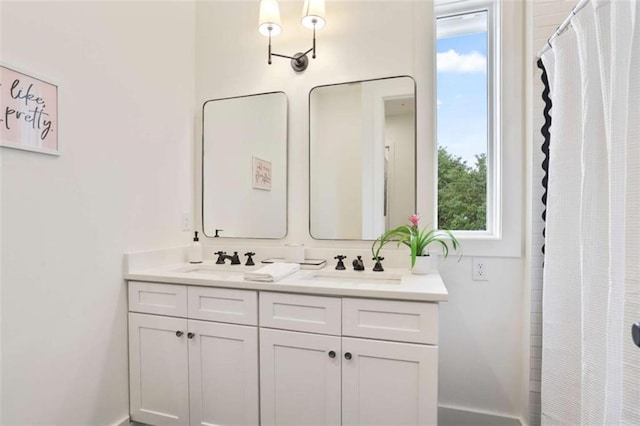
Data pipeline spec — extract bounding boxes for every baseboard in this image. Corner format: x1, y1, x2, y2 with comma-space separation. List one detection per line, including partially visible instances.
438, 405, 523, 426
118, 407, 521, 426
112, 415, 131, 426
117, 408, 520, 426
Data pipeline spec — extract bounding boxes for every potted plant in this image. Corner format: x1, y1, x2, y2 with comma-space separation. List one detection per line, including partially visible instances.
371, 214, 461, 274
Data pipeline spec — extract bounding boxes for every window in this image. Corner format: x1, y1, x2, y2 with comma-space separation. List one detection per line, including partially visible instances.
435, 1, 497, 234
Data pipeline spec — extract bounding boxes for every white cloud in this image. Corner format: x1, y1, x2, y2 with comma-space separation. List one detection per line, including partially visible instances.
437, 49, 486, 73
437, 98, 443, 108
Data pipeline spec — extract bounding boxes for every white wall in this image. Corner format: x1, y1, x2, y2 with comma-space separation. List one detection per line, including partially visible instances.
197, 0, 526, 421
438, 257, 525, 417
0, 1, 195, 423
386, 111, 416, 230
310, 84, 363, 239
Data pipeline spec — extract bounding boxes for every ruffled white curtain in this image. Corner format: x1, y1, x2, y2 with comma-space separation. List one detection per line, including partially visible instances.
541, 0, 640, 424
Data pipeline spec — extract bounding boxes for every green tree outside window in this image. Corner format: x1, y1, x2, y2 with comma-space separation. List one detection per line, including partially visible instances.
437, 146, 486, 230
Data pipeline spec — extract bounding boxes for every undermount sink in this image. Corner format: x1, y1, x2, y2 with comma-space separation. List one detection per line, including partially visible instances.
170, 263, 257, 279
303, 269, 403, 285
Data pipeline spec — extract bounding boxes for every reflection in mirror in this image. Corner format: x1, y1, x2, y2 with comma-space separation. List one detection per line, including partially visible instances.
203, 92, 287, 239
309, 76, 416, 240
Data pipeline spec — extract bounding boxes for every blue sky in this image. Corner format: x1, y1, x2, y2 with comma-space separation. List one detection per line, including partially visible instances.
437, 32, 487, 168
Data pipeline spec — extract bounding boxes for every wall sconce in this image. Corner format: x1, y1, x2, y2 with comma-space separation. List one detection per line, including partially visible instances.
258, 0, 326, 72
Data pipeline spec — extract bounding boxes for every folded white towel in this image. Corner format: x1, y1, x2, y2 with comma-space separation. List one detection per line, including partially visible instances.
244, 262, 300, 282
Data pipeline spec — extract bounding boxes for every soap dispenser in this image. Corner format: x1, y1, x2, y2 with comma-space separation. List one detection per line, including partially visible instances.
189, 231, 203, 264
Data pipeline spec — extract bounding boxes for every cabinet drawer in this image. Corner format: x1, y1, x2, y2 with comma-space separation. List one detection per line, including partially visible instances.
188, 287, 257, 325
259, 292, 341, 335
342, 298, 438, 344
128, 281, 187, 317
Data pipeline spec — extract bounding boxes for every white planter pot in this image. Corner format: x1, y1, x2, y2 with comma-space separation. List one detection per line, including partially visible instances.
412, 255, 437, 275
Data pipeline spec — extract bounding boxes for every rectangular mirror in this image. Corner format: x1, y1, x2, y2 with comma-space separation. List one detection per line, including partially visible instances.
203, 92, 288, 239
309, 76, 416, 240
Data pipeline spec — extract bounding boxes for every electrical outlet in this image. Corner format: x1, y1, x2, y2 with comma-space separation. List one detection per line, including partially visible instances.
472, 257, 488, 281
181, 212, 191, 232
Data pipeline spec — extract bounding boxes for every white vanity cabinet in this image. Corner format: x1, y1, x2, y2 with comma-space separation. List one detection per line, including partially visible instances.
128, 282, 259, 426
260, 328, 342, 425
127, 278, 441, 426
341, 338, 437, 425
187, 320, 258, 426
258, 292, 438, 426
128, 312, 190, 425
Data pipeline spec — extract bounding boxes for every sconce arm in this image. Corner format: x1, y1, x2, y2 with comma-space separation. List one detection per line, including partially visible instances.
302, 45, 314, 57
271, 45, 313, 61
271, 52, 299, 61
264, 25, 317, 72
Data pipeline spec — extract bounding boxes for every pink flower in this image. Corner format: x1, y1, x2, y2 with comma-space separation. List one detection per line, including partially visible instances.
409, 214, 420, 227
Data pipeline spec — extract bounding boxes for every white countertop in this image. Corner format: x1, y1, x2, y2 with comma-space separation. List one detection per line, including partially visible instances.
125, 261, 448, 302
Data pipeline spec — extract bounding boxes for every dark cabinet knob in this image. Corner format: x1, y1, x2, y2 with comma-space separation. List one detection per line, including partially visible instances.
344, 352, 352, 360
632, 322, 640, 348
328, 350, 336, 358
187, 332, 195, 339
176, 331, 184, 337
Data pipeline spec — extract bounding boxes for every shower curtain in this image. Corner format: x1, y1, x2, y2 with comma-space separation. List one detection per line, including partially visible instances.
540, 0, 639, 424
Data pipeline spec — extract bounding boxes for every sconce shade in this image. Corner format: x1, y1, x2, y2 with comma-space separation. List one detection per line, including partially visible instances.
259, 0, 282, 36
301, 0, 326, 30
260, 0, 325, 71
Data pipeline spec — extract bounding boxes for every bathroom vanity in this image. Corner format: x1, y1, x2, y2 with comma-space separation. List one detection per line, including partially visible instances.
125, 260, 447, 426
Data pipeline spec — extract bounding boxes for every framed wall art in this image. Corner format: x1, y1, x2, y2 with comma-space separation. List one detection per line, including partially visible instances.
252, 156, 272, 191
1, 64, 58, 155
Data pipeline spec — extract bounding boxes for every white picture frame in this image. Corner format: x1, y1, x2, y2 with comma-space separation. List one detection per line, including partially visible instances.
1, 64, 59, 155
252, 156, 272, 191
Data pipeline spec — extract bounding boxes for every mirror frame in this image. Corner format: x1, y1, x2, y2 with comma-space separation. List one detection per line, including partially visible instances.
308, 76, 418, 240
201, 91, 288, 239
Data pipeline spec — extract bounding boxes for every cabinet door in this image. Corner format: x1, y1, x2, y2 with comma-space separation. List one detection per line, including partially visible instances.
260, 328, 341, 426
188, 320, 259, 426
342, 337, 437, 426
129, 313, 190, 425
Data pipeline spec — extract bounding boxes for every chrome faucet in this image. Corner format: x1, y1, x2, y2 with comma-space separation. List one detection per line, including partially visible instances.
214, 251, 241, 265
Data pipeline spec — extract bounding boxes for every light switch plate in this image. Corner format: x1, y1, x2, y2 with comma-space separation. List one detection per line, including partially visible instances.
181, 212, 191, 231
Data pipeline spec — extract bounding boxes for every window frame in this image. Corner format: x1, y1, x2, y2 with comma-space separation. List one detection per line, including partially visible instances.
433, 0, 523, 257
435, 0, 499, 237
